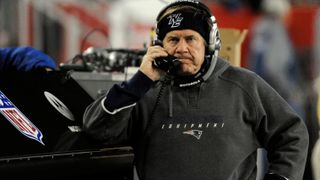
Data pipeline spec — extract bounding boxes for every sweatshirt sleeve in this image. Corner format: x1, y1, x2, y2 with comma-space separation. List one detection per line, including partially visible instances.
0, 46, 57, 72
104, 70, 154, 113
252, 75, 309, 180
82, 70, 154, 144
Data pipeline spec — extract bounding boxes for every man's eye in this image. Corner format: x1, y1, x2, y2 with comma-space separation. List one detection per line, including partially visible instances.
186, 36, 195, 42
169, 38, 179, 42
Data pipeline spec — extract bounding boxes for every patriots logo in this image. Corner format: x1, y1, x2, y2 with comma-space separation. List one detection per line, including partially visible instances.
183, 129, 203, 140
168, 13, 183, 28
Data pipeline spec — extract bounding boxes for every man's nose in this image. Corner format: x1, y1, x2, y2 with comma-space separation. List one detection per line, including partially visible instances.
176, 40, 188, 53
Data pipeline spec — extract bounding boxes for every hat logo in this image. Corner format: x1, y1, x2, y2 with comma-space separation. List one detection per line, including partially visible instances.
168, 13, 183, 28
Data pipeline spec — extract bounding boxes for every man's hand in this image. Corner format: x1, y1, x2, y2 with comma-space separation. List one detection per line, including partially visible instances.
139, 45, 167, 81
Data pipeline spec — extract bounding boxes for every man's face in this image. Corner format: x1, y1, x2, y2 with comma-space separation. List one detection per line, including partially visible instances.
163, 29, 206, 76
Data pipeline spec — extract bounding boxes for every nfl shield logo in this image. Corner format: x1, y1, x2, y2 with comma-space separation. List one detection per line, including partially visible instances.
0, 91, 44, 145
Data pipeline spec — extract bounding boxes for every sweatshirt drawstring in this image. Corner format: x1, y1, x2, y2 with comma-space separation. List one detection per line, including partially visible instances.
169, 84, 173, 117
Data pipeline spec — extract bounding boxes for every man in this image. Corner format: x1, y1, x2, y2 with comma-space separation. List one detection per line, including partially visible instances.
0, 46, 57, 72
83, 1, 309, 179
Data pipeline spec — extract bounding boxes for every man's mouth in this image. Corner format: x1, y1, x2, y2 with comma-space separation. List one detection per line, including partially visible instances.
179, 58, 192, 64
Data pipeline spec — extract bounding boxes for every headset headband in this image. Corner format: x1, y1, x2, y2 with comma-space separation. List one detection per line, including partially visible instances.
156, 0, 220, 53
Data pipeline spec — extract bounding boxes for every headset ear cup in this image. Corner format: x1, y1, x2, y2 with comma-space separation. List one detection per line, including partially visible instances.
208, 26, 215, 52
154, 25, 159, 44
208, 16, 220, 53
214, 27, 221, 51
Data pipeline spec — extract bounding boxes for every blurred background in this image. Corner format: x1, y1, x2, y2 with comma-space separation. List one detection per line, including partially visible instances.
1, 0, 320, 179
0, 0, 319, 66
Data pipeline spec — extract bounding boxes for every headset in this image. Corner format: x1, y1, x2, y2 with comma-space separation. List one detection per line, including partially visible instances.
155, 0, 221, 54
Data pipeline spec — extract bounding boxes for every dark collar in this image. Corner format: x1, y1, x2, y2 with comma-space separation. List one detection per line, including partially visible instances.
173, 55, 211, 87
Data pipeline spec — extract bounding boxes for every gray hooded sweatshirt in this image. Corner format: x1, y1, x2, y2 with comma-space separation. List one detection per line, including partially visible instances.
83, 58, 309, 180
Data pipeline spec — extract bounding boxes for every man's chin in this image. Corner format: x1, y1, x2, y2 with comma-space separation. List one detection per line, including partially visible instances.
176, 69, 196, 76
174, 65, 198, 76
